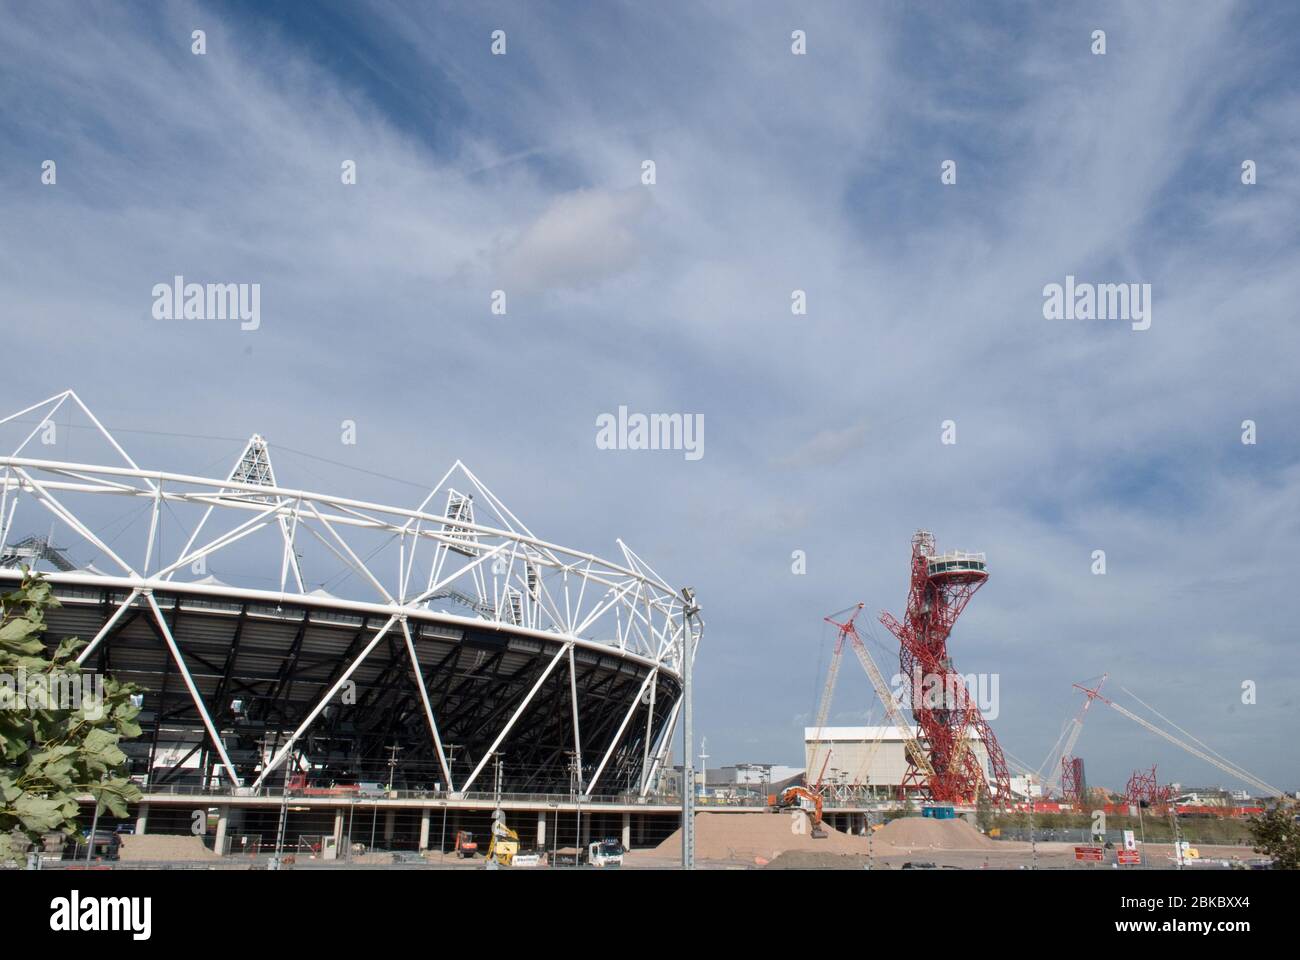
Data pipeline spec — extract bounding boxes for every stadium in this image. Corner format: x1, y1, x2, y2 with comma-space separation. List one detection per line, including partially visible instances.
0, 390, 698, 801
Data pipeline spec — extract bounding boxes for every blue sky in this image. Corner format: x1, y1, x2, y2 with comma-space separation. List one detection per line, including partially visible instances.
1, 1, 1298, 792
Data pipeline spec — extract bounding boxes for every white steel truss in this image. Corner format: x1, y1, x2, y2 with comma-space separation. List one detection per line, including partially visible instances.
0, 390, 699, 795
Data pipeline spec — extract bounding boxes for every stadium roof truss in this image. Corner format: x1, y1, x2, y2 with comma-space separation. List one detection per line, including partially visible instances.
0, 390, 699, 797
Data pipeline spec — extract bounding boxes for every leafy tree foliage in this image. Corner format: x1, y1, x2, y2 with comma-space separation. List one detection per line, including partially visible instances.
0, 572, 141, 863
1248, 803, 1300, 870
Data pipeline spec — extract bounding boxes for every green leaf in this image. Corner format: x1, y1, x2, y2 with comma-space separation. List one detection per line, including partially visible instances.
0, 574, 141, 848
14, 794, 67, 834
115, 718, 142, 739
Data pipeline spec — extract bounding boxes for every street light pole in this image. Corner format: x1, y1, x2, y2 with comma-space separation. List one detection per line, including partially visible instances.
1136, 801, 1148, 868
566, 750, 582, 865
440, 744, 458, 859
680, 587, 700, 870
85, 777, 104, 864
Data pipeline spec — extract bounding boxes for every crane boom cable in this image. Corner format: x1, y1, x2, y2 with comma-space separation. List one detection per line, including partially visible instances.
1039, 675, 1107, 798
1040, 719, 1084, 797
1000, 748, 1039, 780
1035, 718, 1075, 780
1102, 699, 1282, 798
805, 643, 844, 791
1118, 685, 1245, 774
846, 630, 936, 780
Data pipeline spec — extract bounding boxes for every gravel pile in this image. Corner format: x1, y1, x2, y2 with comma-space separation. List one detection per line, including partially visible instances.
118, 834, 220, 861
655, 812, 870, 862
874, 817, 999, 850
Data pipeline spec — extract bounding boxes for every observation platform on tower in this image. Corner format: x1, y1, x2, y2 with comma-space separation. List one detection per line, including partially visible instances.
924, 550, 987, 579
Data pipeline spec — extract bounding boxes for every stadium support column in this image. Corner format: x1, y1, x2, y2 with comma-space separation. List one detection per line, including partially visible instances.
536, 810, 547, 848
622, 812, 631, 850
680, 587, 700, 870
135, 803, 149, 836
214, 806, 229, 856
419, 809, 430, 851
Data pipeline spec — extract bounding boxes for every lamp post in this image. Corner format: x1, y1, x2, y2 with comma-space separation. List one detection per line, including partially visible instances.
84, 776, 105, 864
440, 744, 458, 858
680, 586, 700, 870
698, 738, 709, 802
567, 750, 582, 866
1136, 800, 1148, 868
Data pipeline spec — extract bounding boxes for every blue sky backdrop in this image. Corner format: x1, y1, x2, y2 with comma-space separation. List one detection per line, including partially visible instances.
1, 1, 1298, 791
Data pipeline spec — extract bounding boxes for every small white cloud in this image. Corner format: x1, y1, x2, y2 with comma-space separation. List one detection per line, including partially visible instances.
497, 187, 651, 291
778, 420, 871, 468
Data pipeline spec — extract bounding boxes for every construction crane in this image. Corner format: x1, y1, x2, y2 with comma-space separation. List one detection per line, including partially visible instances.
804, 608, 851, 795
1039, 675, 1106, 798
802, 604, 934, 809
1078, 681, 1287, 800
830, 605, 937, 785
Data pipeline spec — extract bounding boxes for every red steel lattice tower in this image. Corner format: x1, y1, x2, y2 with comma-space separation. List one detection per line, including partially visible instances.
880, 530, 1011, 804
1123, 765, 1172, 807
1061, 755, 1087, 806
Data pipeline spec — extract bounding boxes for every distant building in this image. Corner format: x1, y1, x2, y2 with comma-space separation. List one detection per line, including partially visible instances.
658, 762, 802, 800
804, 726, 991, 799
1008, 775, 1043, 799
1171, 787, 1235, 807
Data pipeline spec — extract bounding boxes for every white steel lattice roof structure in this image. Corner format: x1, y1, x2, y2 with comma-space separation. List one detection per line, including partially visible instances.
0, 390, 699, 797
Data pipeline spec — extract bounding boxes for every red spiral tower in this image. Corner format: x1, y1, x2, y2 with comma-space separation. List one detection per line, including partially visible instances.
880, 530, 1011, 804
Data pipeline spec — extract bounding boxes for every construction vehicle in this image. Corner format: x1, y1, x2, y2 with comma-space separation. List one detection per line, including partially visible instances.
485, 819, 520, 866
772, 785, 827, 838
453, 831, 478, 859
587, 838, 624, 867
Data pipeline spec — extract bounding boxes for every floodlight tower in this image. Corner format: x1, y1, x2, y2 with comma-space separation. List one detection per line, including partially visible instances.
880, 530, 1010, 803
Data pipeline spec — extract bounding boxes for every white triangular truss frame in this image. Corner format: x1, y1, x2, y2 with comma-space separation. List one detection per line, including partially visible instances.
0, 390, 699, 796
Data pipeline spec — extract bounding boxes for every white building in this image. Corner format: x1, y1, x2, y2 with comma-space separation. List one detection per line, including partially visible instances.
804, 726, 992, 795
1008, 775, 1043, 799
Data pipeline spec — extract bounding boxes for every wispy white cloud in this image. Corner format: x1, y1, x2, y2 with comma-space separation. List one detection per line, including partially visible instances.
0, 0, 1296, 789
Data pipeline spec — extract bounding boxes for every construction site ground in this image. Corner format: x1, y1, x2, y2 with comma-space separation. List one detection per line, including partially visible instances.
620, 813, 1262, 870
47, 813, 1264, 870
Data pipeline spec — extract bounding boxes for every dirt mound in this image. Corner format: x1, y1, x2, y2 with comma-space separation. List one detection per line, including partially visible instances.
118, 834, 220, 861
874, 817, 997, 851
764, 850, 873, 870
655, 812, 870, 862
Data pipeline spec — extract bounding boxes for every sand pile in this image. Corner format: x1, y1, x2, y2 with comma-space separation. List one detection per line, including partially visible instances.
118, 834, 220, 861
764, 850, 873, 870
874, 817, 997, 851
655, 812, 869, 862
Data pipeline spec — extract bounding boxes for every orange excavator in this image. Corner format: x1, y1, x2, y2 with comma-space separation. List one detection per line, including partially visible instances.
770, 746, 830, 838
773, 784, 827, 838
